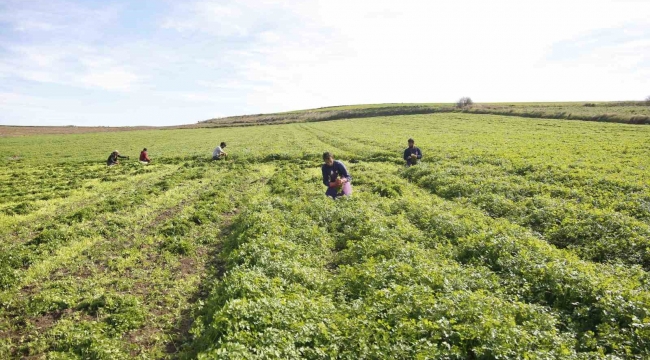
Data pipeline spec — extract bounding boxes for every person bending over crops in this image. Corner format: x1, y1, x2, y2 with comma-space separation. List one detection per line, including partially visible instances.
139, 148, 151, 163
212, 142, 228, 160
322, 152, 352, 199
403, 138, 422, 166
107, 150, 129, 166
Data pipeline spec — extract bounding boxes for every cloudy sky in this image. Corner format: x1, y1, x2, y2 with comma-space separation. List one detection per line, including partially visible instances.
1, 0, 649, 126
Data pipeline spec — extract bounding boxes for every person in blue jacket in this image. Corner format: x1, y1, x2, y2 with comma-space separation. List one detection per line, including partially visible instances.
403, 138, 422, 166
321, 152, 351, 199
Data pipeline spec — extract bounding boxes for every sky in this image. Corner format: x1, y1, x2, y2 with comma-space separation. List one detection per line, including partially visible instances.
0, 0, 649, 126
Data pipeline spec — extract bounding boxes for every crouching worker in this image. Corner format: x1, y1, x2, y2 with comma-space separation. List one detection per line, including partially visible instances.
107, 150, 128, 166
403, 138, 422, 166
212, 142, 228, 160
321, 152, 352, 199
139, 148, 151, 163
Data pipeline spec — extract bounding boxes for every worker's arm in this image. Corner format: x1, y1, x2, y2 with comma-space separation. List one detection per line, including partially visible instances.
322, 166, 330, 186
337, 162, 351, 182
417, 148, 422, 159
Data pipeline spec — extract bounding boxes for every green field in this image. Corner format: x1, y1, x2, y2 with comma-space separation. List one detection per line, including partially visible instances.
2, 113, 650, 358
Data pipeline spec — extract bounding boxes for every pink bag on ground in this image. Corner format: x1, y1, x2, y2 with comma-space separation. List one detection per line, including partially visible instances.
342, 182, 353, 196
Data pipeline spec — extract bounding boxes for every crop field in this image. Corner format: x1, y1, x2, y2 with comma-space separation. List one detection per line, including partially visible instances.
2, 113, 650, 358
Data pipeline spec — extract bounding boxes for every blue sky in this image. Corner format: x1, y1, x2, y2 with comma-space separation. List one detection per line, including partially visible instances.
1, 0, 649, 126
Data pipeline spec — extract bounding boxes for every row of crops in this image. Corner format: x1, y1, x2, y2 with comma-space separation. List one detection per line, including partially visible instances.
186, 162, 650, 358
1, 113, 650, 358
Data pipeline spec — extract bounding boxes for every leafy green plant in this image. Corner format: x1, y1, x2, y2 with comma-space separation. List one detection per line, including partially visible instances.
3, 111, 650, 359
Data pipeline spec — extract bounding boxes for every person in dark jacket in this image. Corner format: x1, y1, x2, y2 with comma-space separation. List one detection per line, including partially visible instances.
321, 152, 351, 199
139, 148, 151, 163
403, 138, 422, 166
107, 150, 129, 166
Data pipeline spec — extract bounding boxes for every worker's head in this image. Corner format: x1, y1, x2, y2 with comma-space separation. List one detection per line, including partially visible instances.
143, 148, 147, 152
220, 142, 227, 148
113, 150, 119, 154
408, 138, 414, 148
323, 152, 334, 166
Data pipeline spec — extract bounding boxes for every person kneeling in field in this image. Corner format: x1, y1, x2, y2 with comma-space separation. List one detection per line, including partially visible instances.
322, 152, 352, 199
107, 150, 129, 166
212, 142, 228, 160
139, 148, 151, 163
403, 138, 422, 166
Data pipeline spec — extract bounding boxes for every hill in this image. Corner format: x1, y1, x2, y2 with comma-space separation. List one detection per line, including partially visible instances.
2, 101, 649, 137
195, 101, 650, 128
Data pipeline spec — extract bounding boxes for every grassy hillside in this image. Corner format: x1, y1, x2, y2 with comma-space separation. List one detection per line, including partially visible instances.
2, 101, 649, 137
195, 101, 650, 128
2, 112, 650, 358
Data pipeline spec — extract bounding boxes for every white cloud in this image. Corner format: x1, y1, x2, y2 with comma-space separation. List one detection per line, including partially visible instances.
160, 0, 650, 109
0, 92, 45, 107
80, 69, 140, 91
161, 0, 287, 37
0, 43, 142, 91
14, 20, 56, 32
0, 1, 140, 92
0, 0, 120, 35
197, 80, 269, 92
1, 0, 650, 126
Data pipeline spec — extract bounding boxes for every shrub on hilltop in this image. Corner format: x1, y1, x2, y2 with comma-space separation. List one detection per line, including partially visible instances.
456, 97, 473, 108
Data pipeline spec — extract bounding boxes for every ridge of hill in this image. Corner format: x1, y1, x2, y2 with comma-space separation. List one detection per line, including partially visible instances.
194, 101, 650, 128
2, 101, 649, 136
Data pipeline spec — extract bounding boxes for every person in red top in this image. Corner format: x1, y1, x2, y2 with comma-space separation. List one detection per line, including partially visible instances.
139, 148, 151, 163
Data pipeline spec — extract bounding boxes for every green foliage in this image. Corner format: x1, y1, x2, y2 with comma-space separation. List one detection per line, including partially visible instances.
187, 193, 585, 358
3, 202, 38, 216
161, 236, 195, 255
77, 293, 147, 333
159, 218, 192, 238
402, 161, 650, 268
47, 320, 128, 359
2, 112, 650, 358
